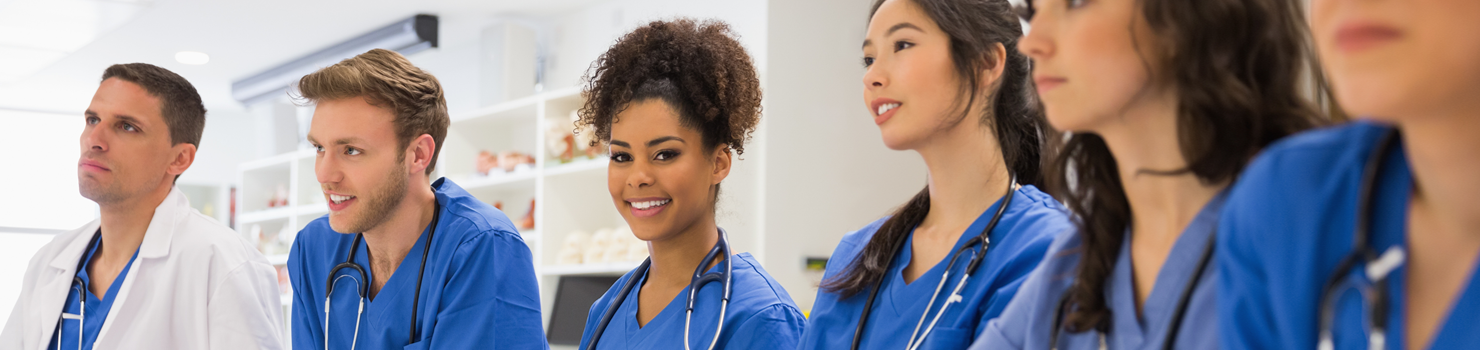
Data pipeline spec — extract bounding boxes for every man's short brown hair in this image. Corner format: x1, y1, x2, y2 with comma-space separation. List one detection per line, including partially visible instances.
296, 48, 449, 175
101, 63, 207, 148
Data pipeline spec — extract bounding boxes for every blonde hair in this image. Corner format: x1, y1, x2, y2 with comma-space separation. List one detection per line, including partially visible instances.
296, 48, 449, 175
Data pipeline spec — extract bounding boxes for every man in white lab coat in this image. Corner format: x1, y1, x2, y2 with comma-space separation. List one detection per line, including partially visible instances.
0, 63, 285, 349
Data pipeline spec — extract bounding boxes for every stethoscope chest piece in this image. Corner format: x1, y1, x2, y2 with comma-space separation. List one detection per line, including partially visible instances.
1317, 129, 1409, 350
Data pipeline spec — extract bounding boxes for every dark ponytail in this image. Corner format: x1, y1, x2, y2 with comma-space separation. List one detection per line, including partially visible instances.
1051, 0, 1324, 333
822, 0, 1048, 298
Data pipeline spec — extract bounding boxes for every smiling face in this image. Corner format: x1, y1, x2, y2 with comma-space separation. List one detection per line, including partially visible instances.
862, 0, 978, 151
607, 99, 730, 242
1311, 0, 1480, 121
1018, 0, 1164, 132
79, 78, 193, 204
308, 97, 414, 234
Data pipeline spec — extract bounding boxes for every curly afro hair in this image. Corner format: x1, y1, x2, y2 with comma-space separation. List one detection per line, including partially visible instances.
576, 18, 762, 156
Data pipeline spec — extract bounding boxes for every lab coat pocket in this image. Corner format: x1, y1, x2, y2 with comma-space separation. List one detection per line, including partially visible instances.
918, 327, 972, 350
404, 340, 429, 350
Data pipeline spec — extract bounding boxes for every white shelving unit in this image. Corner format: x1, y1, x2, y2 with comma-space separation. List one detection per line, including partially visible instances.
236, 148, 324, 260
234, 146, 324, 337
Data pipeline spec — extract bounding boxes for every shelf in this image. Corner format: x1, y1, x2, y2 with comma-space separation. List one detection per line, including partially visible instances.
544, 158, 606, 177
239, 206, 295, 224
451, 94, 541, 124
296, 203, 329, 217
543, 86, 582, 101
266, 254, 289, 265
239, 204, 327, 224
238, 153, 296, 172
281, 293, 292, 307
459, 168, 538, 191
541, 261, 642, 276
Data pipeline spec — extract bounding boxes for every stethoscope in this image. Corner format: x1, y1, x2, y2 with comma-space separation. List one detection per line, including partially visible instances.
1316, 129, 1407, 350
851, 173, 1018, 350
1045, 229, 1216, 350
53, 231, 103, 350
586, 229, 734, 350
323, 201, 440, 350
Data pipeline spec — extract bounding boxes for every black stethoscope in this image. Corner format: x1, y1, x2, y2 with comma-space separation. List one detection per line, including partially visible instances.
54, 231, 103, 350
323, 201, 440, 350
1316, 129, 1407, 350
1046, 229, 1216, 350
587, 229, 734, 350
850, 173, 1017, 350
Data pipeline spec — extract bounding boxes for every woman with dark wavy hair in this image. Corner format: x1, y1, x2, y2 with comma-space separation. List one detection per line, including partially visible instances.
572, 18, 806, 350
967, 0, 1322, 348
800, 0, 1074, 349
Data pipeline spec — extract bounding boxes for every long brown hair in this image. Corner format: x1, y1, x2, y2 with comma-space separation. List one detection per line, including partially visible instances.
1047, 0, 1324, 333
822, 0, 1049, 298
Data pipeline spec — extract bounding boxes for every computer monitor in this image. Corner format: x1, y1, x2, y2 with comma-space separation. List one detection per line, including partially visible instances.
547, 275, 622, 346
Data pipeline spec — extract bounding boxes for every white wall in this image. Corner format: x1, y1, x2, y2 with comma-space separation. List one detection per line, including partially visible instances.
0, 110, 98, 230
178, 107, 260, 185
543, 0, 770, 92
0, 232, 55, 322
762, 0, 927, 311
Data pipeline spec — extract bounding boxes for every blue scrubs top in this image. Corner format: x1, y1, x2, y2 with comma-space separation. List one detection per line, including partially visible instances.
969, 191, 1227, 350
49, 234, 139, 350
800, 185, 1072, 350
1218, 121, 1480, 349
577, 252, 805, 349
289, 178, 547, 350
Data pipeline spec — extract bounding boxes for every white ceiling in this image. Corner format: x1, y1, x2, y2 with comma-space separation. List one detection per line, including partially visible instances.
0, 0, 598, 114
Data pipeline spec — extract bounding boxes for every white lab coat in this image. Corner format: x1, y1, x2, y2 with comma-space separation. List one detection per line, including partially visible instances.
0, 187, 285, 350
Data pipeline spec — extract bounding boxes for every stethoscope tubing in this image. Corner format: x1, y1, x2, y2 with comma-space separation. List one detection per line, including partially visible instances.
56, 231, 102, 350
587, 229, 734, 350
1046, 206, 1217, 350
852, 173, 1017, 350
323, 200, 440, 349
1317, 129, 1402, 350
1046, 224, 1216, 350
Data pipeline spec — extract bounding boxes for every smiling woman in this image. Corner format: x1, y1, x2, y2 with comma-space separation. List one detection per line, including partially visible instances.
572, 18, 806, 350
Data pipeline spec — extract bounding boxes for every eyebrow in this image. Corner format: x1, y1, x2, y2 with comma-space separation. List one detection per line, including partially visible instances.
83, 110, 145, 127
609, 136, 686, 149
115, 115, 144, 126
305, 135, 367, 146
862, 22, 925, 49
646, 136, 685, 147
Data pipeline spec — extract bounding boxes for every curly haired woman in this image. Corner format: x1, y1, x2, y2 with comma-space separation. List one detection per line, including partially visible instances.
572, 18, 806, 350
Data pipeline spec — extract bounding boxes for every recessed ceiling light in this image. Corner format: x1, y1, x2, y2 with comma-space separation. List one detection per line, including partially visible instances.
175, 51, 209, 65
